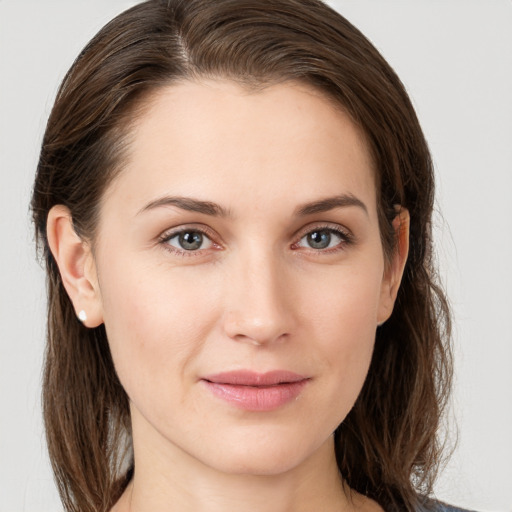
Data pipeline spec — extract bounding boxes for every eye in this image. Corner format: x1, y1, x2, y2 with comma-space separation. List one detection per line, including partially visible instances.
164, 230, 213, 251
296, 227, 349, 250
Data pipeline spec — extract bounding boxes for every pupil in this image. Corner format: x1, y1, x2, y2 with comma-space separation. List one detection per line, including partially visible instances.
308, 230, 331, 249
179, 231, 203, 250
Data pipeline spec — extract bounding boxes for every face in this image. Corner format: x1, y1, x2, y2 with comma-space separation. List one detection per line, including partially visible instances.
90, 80, 400, 476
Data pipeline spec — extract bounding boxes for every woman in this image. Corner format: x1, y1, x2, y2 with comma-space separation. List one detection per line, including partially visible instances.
31, 0, 458, 511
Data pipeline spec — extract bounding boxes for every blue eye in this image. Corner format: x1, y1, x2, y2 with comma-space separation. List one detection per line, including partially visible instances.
165, 230, 213, 251
298, 228, 346, 250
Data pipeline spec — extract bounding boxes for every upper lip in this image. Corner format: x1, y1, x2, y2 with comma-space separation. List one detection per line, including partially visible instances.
202, 370, 308, 386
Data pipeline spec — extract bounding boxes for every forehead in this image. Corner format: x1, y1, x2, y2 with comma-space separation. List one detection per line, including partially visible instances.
102, 79, 377, 219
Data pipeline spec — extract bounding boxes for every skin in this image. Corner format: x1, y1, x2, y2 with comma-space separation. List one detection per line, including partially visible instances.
47, 80, 409, 512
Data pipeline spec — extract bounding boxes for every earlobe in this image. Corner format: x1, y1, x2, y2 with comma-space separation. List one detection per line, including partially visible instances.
46, 205, 104, 328
377, 207, 410, 325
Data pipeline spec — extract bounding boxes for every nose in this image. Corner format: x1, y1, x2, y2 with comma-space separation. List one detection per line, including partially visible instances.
222, 248, 296, 346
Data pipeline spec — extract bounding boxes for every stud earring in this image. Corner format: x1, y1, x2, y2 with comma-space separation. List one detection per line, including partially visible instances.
78, 310, 87, 322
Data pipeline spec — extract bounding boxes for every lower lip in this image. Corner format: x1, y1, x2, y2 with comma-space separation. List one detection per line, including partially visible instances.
202, 380, 308, 411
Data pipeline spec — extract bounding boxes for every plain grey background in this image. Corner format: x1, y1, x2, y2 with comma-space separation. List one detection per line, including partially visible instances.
1, 1, 511, 510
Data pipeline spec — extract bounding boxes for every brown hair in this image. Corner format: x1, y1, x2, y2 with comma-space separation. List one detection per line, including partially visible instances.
31, 1, 452, 511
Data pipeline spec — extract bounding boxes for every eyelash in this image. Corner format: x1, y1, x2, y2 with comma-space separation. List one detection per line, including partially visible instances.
292, 224, 354, 254
158, 224, 354, 257
158, 225, 220, 257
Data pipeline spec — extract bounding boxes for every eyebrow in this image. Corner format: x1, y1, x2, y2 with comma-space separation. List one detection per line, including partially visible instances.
137, 193, 368, 218
295, 194, 368, 217
137, 196, 230, 217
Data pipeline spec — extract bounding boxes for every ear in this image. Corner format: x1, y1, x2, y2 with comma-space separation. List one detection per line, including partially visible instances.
377, 207, 410, 326
46, 205, 104, 328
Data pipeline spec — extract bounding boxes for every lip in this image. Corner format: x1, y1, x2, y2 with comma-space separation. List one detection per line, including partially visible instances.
201, 370, 309, 411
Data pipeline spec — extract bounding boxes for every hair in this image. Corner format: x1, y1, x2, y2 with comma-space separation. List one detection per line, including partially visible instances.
31, 1, 452, 511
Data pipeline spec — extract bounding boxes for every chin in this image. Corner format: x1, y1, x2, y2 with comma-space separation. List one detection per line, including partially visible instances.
192, 427, 332, 477
209, 450, 304, 477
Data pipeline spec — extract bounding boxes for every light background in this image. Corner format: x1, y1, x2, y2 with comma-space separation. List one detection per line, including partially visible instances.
0, 1, 511, 510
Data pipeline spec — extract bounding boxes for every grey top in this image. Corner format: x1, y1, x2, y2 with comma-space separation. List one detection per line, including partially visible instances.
431, 504, 476, 512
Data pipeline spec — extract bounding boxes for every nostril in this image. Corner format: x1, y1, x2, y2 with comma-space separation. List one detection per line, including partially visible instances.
222, 294, 295, 345
231, 331, 290, 347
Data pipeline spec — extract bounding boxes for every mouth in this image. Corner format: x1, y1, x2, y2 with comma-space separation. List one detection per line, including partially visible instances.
201, 370, 310, 411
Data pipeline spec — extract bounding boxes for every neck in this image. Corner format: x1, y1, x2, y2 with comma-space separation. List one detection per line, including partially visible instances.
112, 413, 368, 512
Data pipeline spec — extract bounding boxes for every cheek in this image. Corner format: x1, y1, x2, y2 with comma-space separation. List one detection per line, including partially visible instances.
98, 258, 222, 402
302, 255, 384, 342
301, 259, 383, 407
